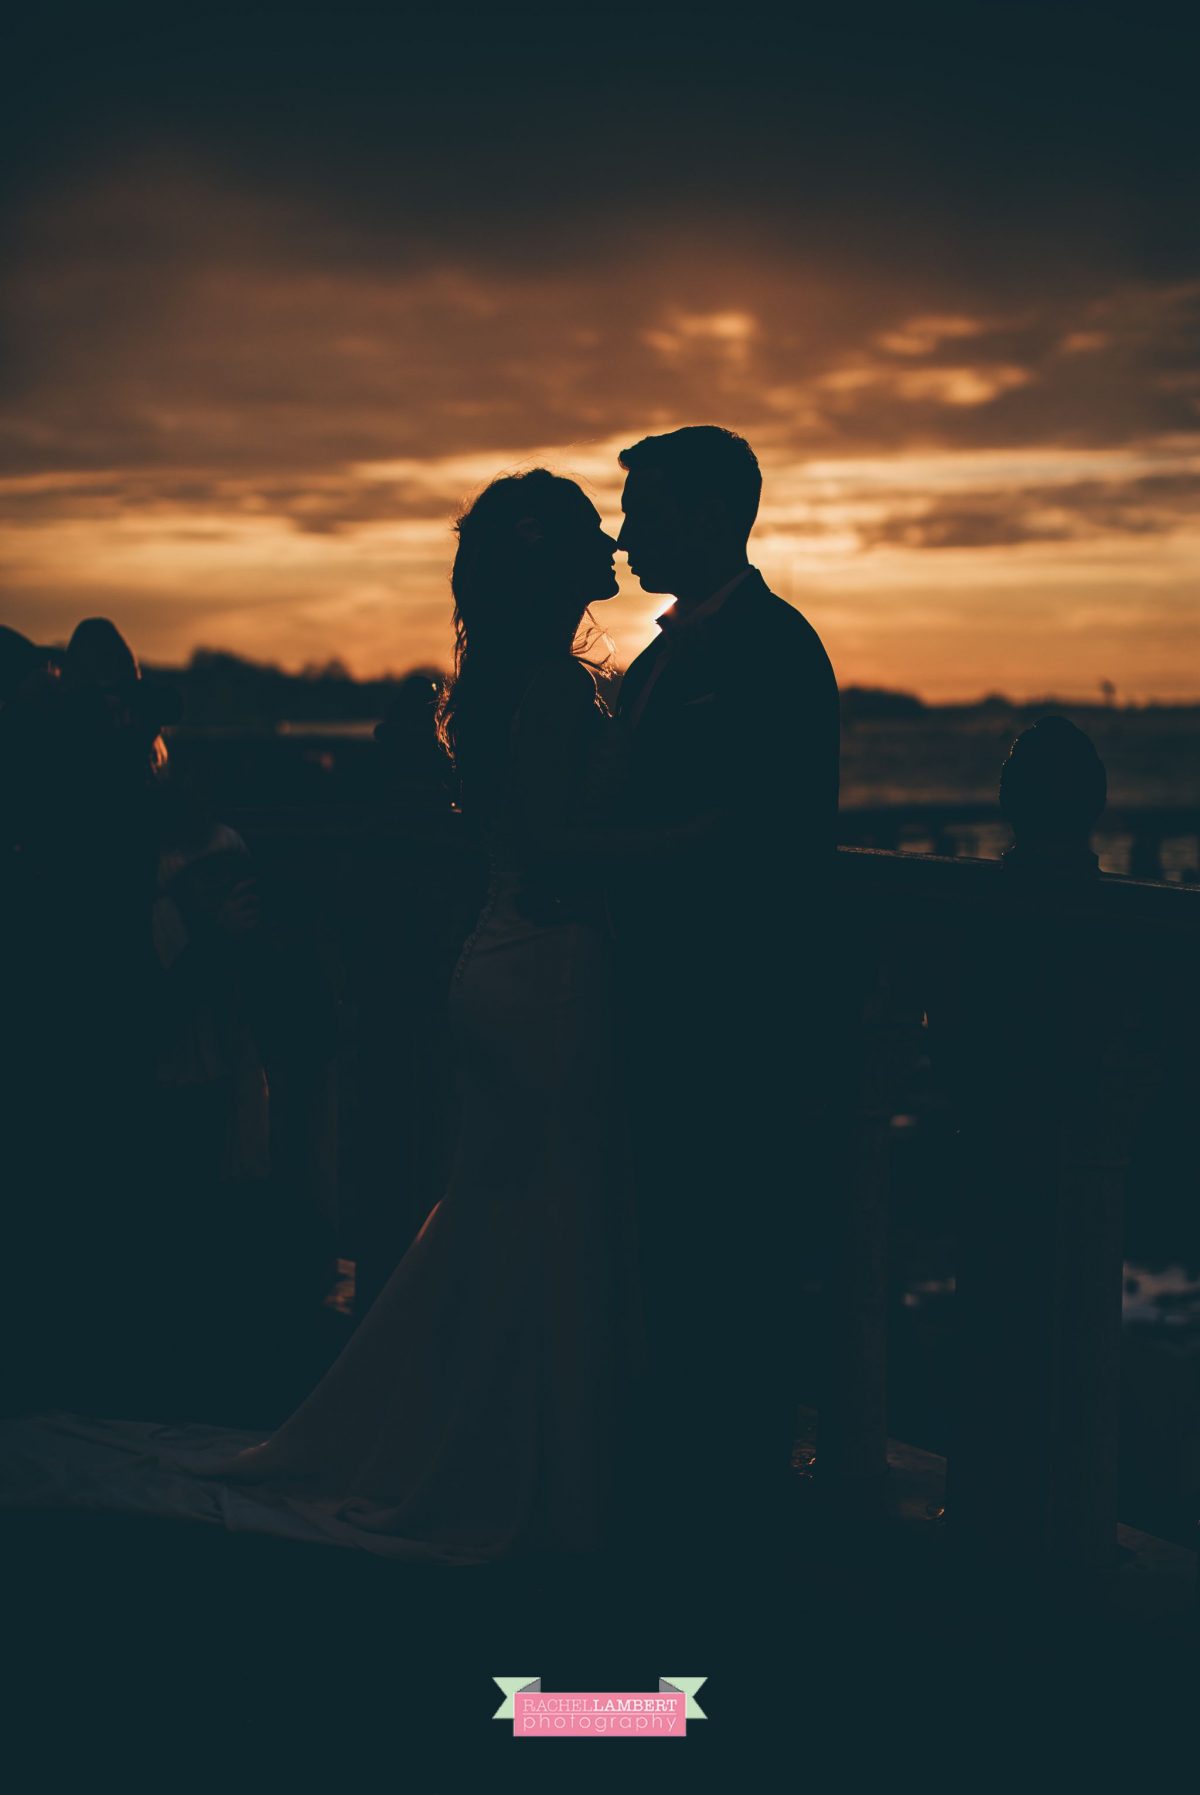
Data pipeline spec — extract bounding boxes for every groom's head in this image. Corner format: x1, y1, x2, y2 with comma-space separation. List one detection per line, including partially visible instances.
617, 425, 761, 597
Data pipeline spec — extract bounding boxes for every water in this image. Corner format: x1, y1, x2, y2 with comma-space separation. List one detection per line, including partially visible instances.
1122, 1262, 1200, 1334
903, 1264, 1200, 1340
841, 708, 1200, 810
842, 709, 1200, 876
210, 707, 1200, 875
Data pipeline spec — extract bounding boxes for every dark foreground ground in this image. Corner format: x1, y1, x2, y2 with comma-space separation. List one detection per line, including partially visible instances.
6, 1247, 1195, 1782
6, 1479, 1194, 1785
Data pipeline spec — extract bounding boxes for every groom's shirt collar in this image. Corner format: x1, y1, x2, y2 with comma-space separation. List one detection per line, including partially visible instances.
654, 566, 753, 637
623, 567, 755, 734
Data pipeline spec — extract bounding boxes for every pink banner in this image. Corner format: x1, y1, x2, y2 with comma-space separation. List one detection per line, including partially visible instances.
514, 1691, 688, 1737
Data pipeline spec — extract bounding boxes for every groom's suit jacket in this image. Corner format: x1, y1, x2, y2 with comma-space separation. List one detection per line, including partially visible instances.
608, 565, 839, 1021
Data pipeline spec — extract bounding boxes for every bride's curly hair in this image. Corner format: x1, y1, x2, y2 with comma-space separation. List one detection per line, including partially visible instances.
434, 469, 615, 815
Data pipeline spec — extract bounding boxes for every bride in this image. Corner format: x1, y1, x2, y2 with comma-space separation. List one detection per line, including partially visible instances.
0, 470, 699, 1563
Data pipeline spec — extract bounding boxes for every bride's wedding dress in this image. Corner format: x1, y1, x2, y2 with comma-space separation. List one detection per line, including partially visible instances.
0, 662, 645, 1562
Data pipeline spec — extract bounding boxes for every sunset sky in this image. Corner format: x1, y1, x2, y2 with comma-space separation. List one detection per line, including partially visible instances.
3, 4, 1198, 700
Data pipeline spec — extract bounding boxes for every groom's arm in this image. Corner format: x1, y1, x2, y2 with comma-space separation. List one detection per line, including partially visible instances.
739, 628, 839, 849
666, 624, 840, 868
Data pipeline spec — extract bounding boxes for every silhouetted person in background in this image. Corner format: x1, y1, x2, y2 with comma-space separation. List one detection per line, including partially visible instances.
3, 619, 166, 1405
999, 715, 1107, 880
142, 752, 272, 1396
151, 772, 267, 1188
0, 625, 54, 706
0, 628, 58, 859
373, 674, 455, 808
609, 424, 840, 1546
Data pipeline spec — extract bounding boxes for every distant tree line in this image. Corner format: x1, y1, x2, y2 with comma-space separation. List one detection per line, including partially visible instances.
130, 648, 1188, 732
145, 649, 447, 728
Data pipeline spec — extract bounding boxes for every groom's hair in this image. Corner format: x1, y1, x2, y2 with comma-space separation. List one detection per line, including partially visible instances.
619, 425, 761, 539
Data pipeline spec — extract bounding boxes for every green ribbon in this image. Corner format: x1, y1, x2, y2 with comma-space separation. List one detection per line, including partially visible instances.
493, 1677, 707, 1719
661, 1677, 708, 1719
492, 1679, 541, 1719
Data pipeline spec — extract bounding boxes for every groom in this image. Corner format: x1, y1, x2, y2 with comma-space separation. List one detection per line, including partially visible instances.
608, 425, 840, 1549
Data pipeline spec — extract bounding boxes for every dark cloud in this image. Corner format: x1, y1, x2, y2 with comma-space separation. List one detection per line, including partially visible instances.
859, 470, 1200, 550
0, 470, 472, 533
7, 4, 1198, 273
3, 167, 1199, 500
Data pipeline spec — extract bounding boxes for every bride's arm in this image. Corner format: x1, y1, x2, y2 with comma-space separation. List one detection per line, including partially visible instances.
508, 661, 718, 869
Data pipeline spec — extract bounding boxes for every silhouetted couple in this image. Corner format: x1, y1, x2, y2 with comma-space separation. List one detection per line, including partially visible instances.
0, 426, 839, 1565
